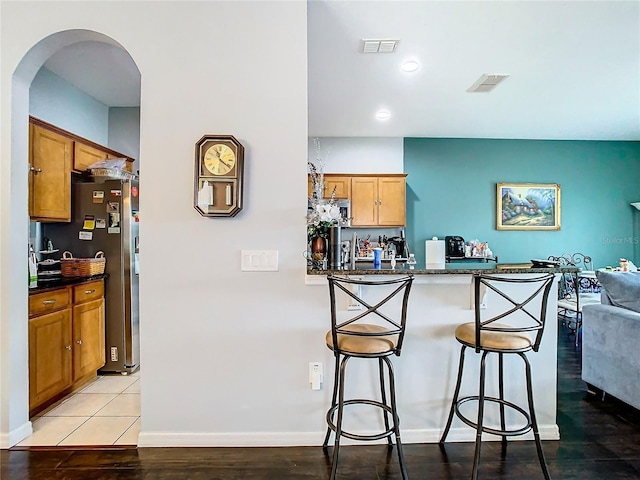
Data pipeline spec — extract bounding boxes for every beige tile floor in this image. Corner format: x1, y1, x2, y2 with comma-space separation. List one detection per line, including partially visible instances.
18, 371, 140, 447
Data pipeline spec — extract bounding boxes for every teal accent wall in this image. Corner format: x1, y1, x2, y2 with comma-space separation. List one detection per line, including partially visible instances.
29, 67, 109, 145
404, 138, 640, 268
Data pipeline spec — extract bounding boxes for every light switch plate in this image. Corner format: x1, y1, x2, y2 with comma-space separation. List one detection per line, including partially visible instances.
241, 250, 278, 271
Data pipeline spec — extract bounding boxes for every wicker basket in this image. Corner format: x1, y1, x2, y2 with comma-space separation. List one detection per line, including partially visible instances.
61, 251, 106, 277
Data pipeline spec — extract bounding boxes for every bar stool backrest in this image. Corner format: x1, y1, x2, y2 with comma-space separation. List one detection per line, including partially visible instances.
474, 273, 555, 353
327, 275, 414, 356
548, 253, 594, 296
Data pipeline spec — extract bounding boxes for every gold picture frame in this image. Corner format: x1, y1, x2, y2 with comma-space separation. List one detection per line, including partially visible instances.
497, 183, 561, 231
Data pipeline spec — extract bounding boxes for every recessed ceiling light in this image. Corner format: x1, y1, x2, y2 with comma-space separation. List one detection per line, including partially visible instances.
375, 110, 391, 121
401, 60, 420, 72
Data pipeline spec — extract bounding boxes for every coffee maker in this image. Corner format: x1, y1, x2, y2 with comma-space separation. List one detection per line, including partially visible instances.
388, 237, 407, 259
445, 236, 465, 259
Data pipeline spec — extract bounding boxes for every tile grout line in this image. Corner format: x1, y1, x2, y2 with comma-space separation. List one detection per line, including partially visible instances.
112, 416, 141, 445
55, 416, 93, 447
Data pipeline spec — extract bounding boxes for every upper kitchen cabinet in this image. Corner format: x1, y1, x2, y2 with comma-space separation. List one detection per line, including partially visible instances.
350, 175, 407, 227
74, 142, 111, 172
29, 123, 72, 222
308, 174, 351, 199
29, 117, 136, 222
74, 140, 134, 173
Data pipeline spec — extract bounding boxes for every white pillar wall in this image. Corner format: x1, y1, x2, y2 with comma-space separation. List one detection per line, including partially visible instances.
1, 2, 558, 448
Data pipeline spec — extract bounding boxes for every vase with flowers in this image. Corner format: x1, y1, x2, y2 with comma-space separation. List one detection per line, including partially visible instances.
307, 156, 343, 266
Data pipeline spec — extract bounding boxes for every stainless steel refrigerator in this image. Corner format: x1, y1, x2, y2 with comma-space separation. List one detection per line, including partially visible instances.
45, 178, 140, 374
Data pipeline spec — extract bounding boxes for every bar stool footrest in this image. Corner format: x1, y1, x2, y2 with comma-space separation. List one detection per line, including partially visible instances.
326, 399, 396, 442
454, 395, 532, 437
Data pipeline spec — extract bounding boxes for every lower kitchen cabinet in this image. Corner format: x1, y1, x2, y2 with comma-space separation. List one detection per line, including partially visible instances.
29, 307, 73, 411
72, 299, 105, 382
29, 279, 106, 414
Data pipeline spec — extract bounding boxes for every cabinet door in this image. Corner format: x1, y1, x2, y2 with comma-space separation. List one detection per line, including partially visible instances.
307, 175, 350, 199
29, 124, 72, 221
29, 308, 73, 410
73, 298, 106, 381
350, 177, 378, 226
377, 176, 406, 226
323, 176, 350, 199
74, 142, 109, 172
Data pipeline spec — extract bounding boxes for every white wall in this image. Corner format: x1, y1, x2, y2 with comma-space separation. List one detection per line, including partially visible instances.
29, 67, 110, 145
1, 2, 557, 449
109, 107, 141, 172
1, 1, 313, 447
309, 137, 403, 173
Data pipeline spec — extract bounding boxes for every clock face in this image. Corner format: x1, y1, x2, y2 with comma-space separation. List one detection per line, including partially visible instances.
203, 143, 236, 176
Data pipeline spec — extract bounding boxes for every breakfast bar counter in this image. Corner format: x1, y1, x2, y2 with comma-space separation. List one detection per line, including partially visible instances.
307, 263, 577, 276
305, 262, 574, 444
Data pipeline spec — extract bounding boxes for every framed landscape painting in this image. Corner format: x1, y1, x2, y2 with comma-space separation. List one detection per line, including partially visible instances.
497, 183, 561, 230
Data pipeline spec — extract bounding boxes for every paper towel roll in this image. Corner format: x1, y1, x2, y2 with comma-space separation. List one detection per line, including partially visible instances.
425, 239, 446, 269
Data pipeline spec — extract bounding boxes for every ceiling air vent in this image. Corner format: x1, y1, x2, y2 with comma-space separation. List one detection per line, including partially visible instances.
467, 74, 510, 93
361, 39, 399, 53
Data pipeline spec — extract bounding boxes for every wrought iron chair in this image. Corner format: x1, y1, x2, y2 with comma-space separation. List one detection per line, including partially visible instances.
439, 273, 555, 480
548, 253, 601, 345
323, 274, 414, 480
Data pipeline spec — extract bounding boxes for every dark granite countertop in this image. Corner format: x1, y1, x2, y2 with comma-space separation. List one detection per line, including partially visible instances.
307, 263, 578, 275
28, 274, 108, 294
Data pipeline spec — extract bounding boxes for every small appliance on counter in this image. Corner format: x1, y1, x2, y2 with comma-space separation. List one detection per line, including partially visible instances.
425, 237, 446, 269
36, 238, 62, 283
445, 236, 465, 259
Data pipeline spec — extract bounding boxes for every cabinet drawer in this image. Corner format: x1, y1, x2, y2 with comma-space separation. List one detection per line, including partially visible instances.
73, 280, 104, 304
29, 288, 71, 317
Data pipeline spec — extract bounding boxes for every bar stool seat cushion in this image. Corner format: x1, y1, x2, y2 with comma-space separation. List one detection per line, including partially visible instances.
326, 324, 398, 355
455, 322, 532, 351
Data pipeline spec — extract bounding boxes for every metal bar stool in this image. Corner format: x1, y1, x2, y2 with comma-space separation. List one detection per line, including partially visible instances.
322, 274, 414, 480
439, 273, 555, 480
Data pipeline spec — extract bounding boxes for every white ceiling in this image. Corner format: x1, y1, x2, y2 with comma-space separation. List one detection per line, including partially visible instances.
42, 1, 639, 140
44, 41, 140, 107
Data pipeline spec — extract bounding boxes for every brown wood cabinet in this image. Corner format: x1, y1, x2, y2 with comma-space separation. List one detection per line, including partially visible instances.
29, 124, 73, 222
28, 117, 136, 222
72, 280, 105, 381
308, 174, 351, 199
28, 289, 73, 411
350, 175, 406, 227
74, 141, 111, 172
29, 279, 106, 414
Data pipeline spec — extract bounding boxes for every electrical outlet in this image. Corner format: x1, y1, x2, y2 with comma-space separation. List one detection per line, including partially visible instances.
309, 362, 323, 390
110, 347, 118, 361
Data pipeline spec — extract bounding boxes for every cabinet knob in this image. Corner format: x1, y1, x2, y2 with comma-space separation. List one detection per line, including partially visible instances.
42, 299, 57, 305
30, 166, 42, 174
65, 345, 72, 350
84, 289, 96, 295
76, 340, 83, 345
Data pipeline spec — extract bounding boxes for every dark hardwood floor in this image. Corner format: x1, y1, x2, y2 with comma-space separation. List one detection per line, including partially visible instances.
3, 318, 640, 479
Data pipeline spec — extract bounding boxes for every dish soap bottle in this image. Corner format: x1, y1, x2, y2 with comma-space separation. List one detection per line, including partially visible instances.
28, 244, 38, 288
406, 253, 416, 270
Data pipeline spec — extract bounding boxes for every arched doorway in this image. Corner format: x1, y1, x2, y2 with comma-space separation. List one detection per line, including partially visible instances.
1, 29, 141, 448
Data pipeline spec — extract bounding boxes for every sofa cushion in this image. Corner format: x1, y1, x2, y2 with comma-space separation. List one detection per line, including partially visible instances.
594, 271, 640, 313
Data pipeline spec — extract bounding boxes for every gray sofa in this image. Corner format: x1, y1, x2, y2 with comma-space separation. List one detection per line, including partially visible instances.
582, 271, 640, 410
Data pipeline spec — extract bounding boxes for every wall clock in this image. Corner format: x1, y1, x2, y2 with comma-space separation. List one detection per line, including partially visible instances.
194, 135, 244, 217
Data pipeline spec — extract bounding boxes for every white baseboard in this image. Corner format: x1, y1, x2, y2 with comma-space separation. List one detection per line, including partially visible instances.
0, 420, 32, 449
137, 424, 559, 448
138, 431, 322, 447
